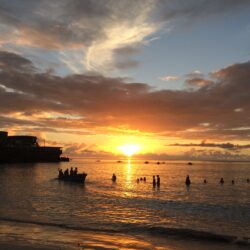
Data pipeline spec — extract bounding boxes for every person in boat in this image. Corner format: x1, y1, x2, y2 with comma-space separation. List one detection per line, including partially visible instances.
70, 167, 74, 176
74, 167, 78, 175
58, 169, 63, 178
185, 175, 191, 186
112, 173, 116, 182
220, 177, 224, 184
64, 168, 69, 176
157, 175, 160, 187
153, 175, 156, 188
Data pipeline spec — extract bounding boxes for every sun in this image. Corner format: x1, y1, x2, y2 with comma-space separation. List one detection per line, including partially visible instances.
118, 144, 140, 157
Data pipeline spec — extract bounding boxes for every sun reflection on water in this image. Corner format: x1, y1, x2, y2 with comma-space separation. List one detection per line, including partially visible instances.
122, 158, 135, 197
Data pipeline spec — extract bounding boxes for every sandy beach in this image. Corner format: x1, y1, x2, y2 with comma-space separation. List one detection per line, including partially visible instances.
0, 220, 249, 250
0, 242, 66, 250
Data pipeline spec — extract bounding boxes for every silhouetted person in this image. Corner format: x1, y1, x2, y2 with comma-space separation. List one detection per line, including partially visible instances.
153, 175, 156, 188
112, 173, 116, 182
247, 178, 249, 183
70, 167, 74, 176
58, 169, 63, 178
157, 175, 160, 187
203, 179, 207, 184
232, 180, 235, 185
220, 178, 224, 184
143, 177, 146, 182
185, 175, 191, 186
140, 177, 143, 181
74, 167, 78, 175
137, 178, 139, 183
64, 168, 69, 176
156, 161, 160, 165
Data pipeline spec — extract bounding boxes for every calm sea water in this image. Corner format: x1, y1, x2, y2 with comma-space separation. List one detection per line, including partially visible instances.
0, 159, 250, 249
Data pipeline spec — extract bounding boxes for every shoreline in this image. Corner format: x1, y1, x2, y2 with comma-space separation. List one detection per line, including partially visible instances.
0, 220, 249, 250
0, 242, 67, 250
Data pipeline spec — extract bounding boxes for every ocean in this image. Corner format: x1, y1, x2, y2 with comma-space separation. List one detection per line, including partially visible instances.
0, 159, 249, 249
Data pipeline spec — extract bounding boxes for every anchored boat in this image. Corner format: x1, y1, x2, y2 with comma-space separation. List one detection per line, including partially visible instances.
58, 173, 87, 183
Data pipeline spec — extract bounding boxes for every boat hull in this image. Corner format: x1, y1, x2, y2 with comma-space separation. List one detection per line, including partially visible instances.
58, 173, 87, 183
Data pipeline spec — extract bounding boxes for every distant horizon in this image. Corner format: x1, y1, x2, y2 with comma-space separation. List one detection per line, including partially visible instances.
67, 155, 250, 163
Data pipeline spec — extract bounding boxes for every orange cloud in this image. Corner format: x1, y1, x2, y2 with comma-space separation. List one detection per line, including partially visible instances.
1, 51, 250, 142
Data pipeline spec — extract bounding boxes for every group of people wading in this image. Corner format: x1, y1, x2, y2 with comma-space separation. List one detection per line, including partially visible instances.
153, 175, 160, 188
58, 167, 78, 178
186, 175, 250, 186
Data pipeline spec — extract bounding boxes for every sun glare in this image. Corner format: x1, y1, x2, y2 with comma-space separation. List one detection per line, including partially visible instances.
118, 144, 140, 157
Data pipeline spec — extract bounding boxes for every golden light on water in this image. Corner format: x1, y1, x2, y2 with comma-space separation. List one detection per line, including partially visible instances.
118, 144, 140, 157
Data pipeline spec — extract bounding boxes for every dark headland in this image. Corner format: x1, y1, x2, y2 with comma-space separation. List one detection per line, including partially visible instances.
0, 131, 68, 163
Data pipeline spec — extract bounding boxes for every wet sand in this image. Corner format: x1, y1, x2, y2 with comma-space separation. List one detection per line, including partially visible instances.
0, 242, 65, 250
0, 220, 248, 250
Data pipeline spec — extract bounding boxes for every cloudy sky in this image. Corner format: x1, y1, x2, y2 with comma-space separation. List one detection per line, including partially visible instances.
1, 0, 250, 160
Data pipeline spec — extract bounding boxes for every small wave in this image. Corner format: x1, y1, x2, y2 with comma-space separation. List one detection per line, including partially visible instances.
0, 216, 117, 234
147, 226, 236, 242
0, 216, 249, 246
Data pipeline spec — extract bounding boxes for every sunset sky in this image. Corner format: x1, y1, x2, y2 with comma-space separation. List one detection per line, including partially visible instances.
1, 0, 250, 160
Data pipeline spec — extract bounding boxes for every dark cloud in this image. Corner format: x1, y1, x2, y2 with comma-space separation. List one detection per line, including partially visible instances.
1, 0, 249, 73
0, 0, 105, 48
0, 51, 250, 141
0, 51, 35, 72
1, 0, 249, 49
185, 77, 213, 88
0, 0, 154, 49
184, 71, 214, 88
170, 142, 250, 150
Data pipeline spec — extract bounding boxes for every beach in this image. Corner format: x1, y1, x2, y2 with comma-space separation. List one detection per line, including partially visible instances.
1, 220, 248, 250
0, 159, 249, 249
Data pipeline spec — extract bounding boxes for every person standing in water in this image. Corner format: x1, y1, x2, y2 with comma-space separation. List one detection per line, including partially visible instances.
112, 173, 116, 182
153, 176, 156, 188
157, 175, 160, 187
185, 175, 191, 186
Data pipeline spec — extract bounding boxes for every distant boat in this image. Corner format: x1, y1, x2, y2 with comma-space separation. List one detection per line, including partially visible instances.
117, 160, 122, 163
187, 162, 193, 165
60, 157, 70, 162
58, 173, 87, 184
144, 161, 149, 164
